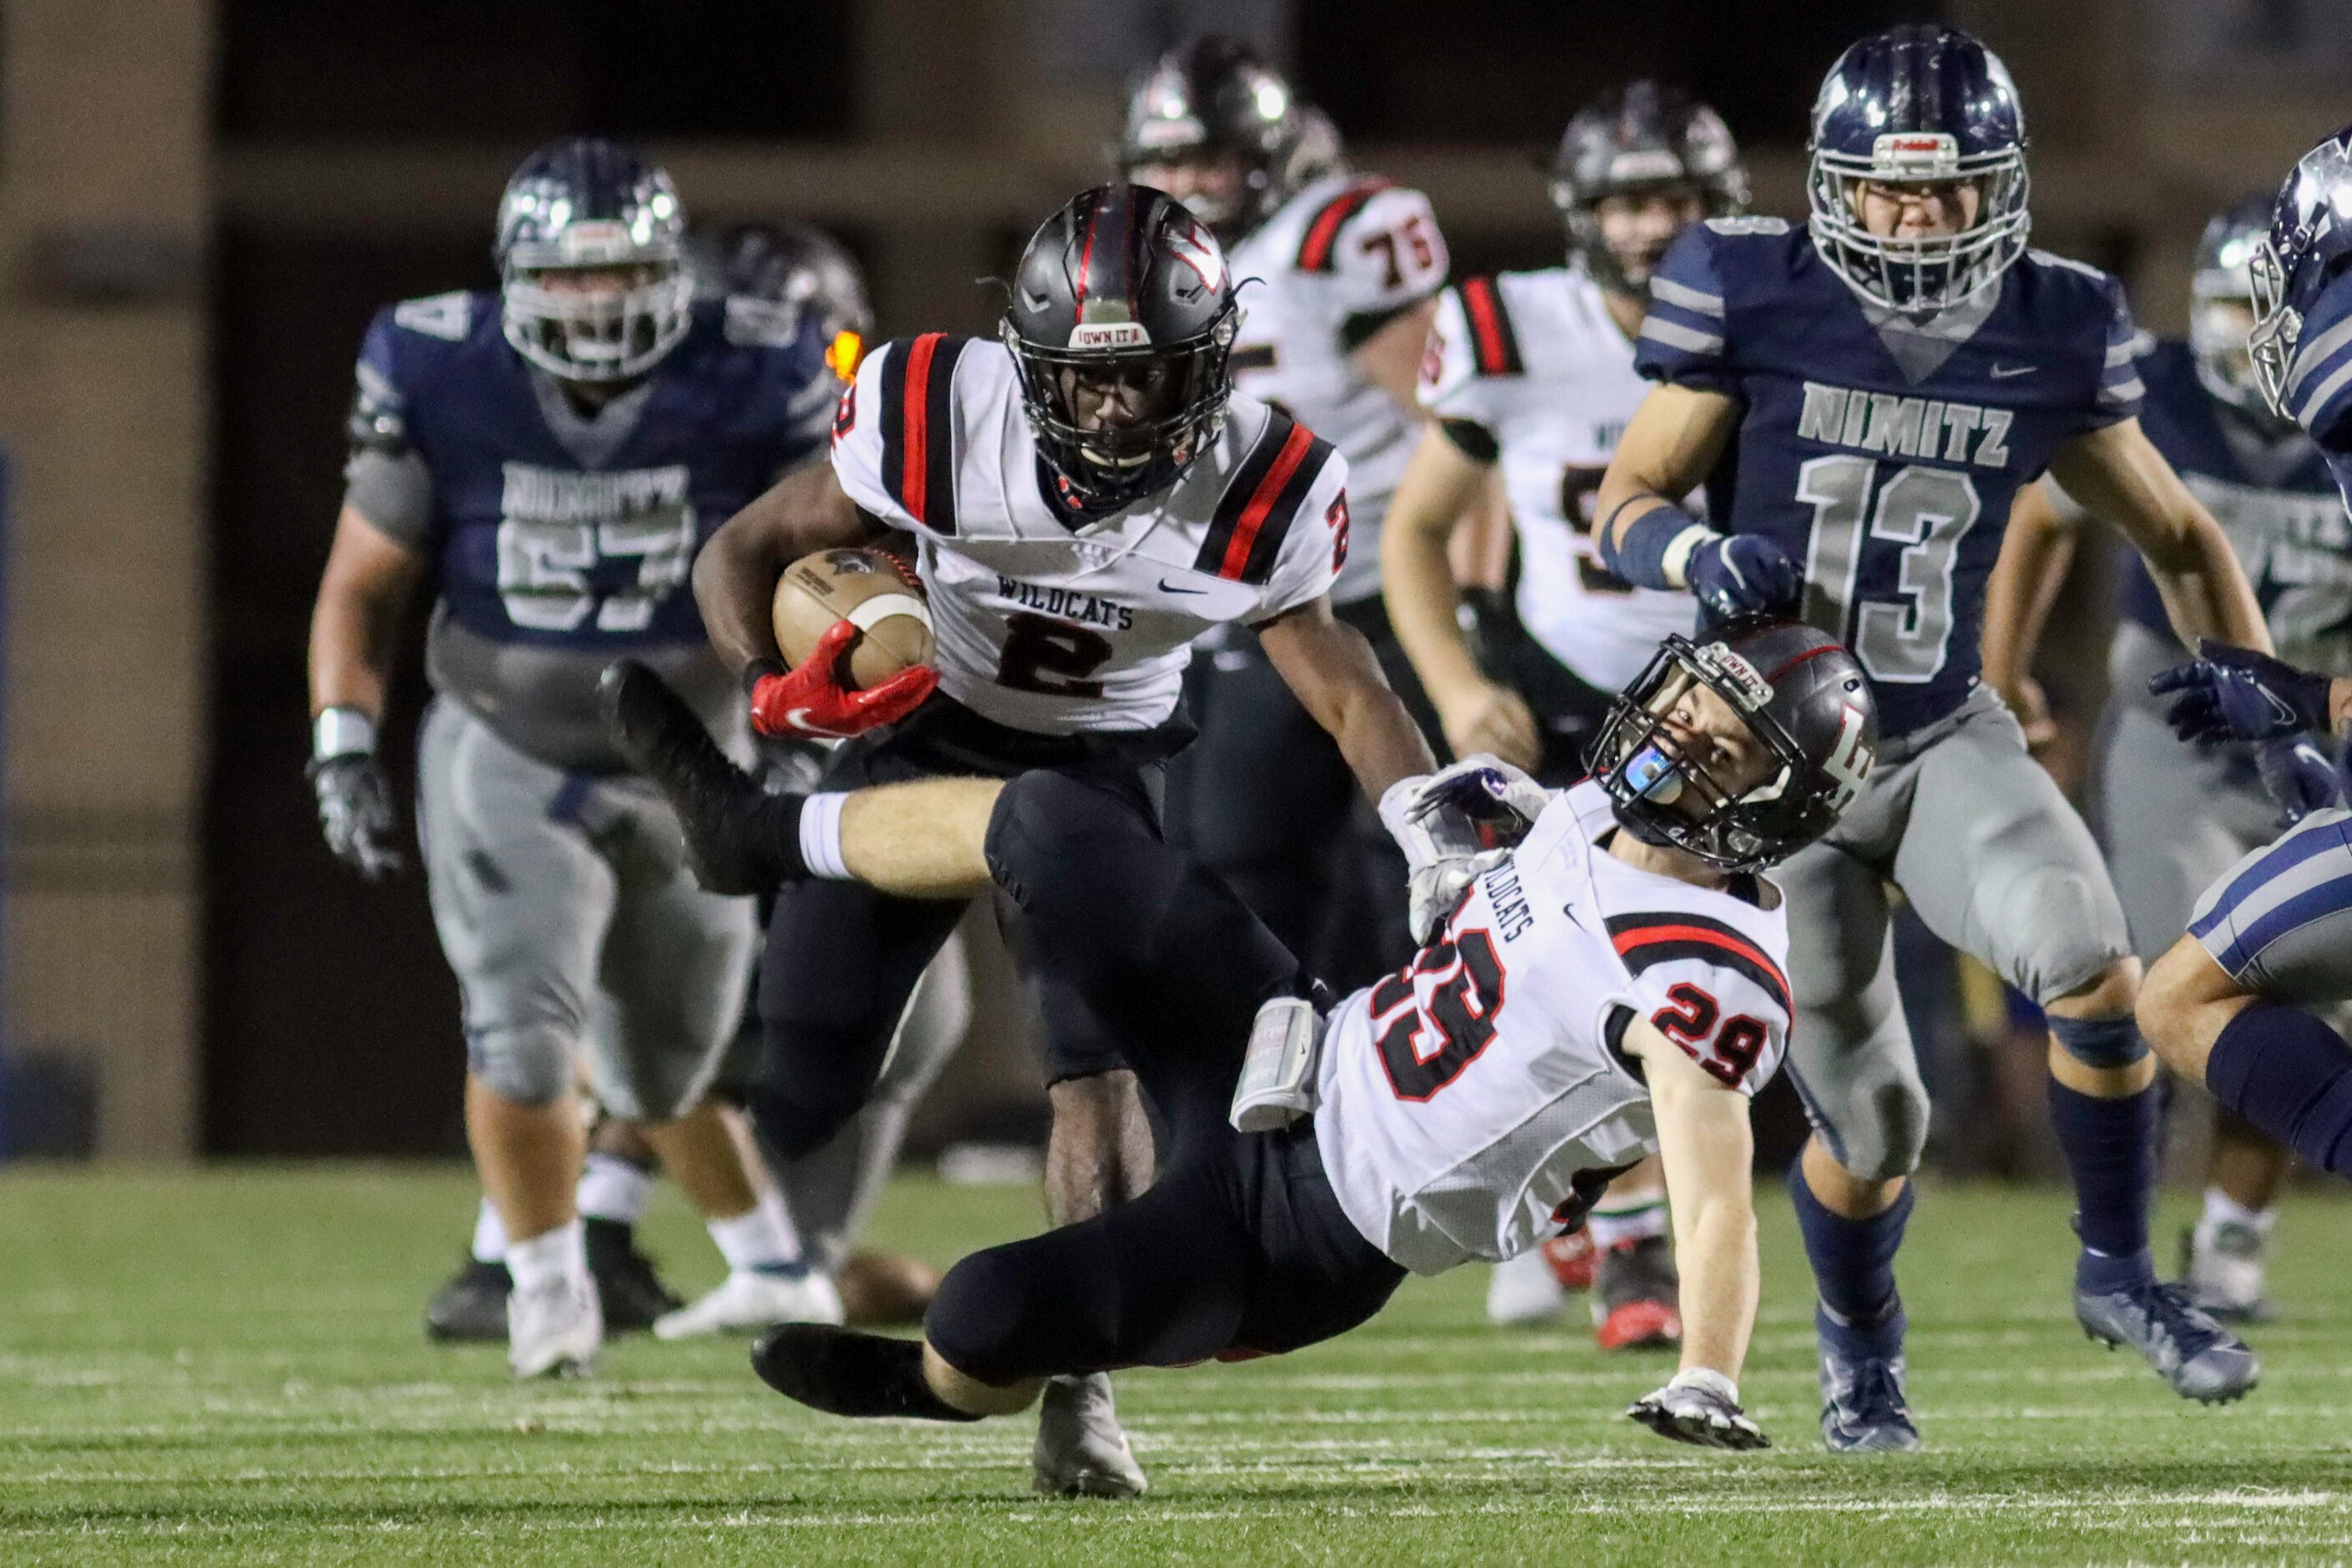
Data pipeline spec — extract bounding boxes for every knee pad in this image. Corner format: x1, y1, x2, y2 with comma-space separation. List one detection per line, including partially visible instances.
465, 1022, 574, 1108
746, 1077, 864, 1165
923, 1247, 1039, 1388
2047, 1012, 2149, 1069
1795, 1074, 1929, 1184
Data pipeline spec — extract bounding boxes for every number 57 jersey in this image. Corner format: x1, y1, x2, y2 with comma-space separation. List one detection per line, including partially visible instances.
831, 334, 1350, 735
1313, 780, 1793, 1276
1636, 217, 2145, 738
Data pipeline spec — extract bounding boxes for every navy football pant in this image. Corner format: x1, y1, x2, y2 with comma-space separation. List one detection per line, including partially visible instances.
923, 771, 1406, 1385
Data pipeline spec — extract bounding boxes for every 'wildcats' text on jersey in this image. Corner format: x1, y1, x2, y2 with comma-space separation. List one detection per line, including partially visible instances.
347, 288, 837, 769
1227, 172, 1449, 604
831, 334, 1349, 735
1636, 217, 2143, 737
1314, 781, 1792, 1275
2105, 341, 2352, 673
1421, 265, 1698, 692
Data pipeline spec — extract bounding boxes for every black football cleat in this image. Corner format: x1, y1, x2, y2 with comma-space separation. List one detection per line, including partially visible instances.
585, 1217, 684, 1336
425, 1256, 512, 1343
751, 1323, 983, 1422
599, 660, 793, 894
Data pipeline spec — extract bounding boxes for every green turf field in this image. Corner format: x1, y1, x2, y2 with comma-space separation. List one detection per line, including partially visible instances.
2, 1167, 2349, 1565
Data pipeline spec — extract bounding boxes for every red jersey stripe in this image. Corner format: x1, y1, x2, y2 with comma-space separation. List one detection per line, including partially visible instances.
1216, 422, 1317, 579
900, 332, 940, 524
1611, 922, 1791, 1004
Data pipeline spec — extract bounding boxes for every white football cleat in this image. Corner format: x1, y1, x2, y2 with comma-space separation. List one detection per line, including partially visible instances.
1033, 1373, 1146, 1498
508, 1271, 601, 1379
1487, 1248, 1568, 1326
2180, 1220, 2276, 1323
653, 1267, 845, 1339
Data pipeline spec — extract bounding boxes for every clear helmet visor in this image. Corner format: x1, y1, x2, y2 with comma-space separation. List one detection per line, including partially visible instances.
502, 258, 693, 383
1807, 144, 2031, 313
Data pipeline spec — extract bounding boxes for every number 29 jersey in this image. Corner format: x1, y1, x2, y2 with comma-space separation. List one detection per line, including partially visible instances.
1313, 780, 1793, 1276
830, 334, 1348, 735
1636, 218, 2144, 738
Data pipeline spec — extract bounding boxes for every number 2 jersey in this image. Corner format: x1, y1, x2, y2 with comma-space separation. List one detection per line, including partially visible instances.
1227, 172, 1449, 605
1313, 780, 1793, 1275
830, 334, 1348, 735
1636, 217, 2144, 738
1420, 264, 1698, 693
345, 288, 838, 769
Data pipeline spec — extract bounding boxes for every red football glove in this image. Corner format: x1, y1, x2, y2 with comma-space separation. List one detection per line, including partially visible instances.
747, 620, 938, 740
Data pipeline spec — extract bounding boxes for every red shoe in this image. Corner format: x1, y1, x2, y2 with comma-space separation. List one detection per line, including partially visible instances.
1592, 1235, 1682, 1352
1540, 1227, 1598, 1291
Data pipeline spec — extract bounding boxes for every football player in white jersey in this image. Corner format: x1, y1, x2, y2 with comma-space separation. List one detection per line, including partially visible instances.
604, 183, 1440, 1497
731, 619, 1879, 1483
1385, 83, 1749, 1343
1119, 38, 1451, 985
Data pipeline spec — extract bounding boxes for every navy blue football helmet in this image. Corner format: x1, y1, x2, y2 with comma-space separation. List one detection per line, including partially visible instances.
1806, 25, 2031, 312
2190, 194, 2284, 421
685, 220, 873, 375
1004, 184, 1239, 510
2248, 124, 2352, 424
496, 137, 691, 382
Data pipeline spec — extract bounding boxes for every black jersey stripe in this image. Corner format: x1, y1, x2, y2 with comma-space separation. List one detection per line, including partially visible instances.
1458, 276, 1524, 376
1604, 911, 1792, 1017
1195, 409, 1294, 576
1193, 411, 1339, 585
877, 333, 970, 533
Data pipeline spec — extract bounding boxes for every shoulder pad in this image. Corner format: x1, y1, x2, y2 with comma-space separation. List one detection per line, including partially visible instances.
1604, 908, 1792, 1020
873, 333, 979, 534
1454, 275, 1525, 377
1192, 406, 1341, 584
392, 291, 475, 341
1296, 177, 1397, 273
1702, 215, 1789, 237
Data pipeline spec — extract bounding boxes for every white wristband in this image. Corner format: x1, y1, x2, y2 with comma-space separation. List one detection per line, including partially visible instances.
313, 707, 378, 761
1668, 1366, 1740, 1405
1659, 524, 1718, 590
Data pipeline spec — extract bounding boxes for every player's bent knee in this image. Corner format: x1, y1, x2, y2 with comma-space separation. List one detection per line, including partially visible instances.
2044, 956, 2142, 1026
922, 1340, 1042, 1417
466, 1024, 576, 1108
2137, 938, 2238, 1075
923, 1247, 1049, 1388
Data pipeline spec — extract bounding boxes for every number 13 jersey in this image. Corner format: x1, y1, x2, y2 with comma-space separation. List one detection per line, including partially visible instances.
1636, 217, 2143, 738
1313, 780, 1793, 1275
831, 334, 1349, 735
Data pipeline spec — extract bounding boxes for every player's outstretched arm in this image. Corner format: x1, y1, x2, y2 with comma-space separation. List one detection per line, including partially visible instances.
1382, 426, 1540, 767
2046, 417, 2271, 655
1627, 1014, 1758, 1387
1257, 595, 1438, 802
693, 461, 876, 674
1594, 385, 1795, 622
1979, 480, 2081, 753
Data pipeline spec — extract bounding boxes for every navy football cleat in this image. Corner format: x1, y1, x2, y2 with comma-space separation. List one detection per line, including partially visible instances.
1816, 1305, 1922, 1453
2075, 1273, 2260, 1403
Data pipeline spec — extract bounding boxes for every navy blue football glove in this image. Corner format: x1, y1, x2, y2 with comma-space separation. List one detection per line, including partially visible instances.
2149, 640, 2335, 747
2255, 735, 2349, 828
1687, 534, 1803, 624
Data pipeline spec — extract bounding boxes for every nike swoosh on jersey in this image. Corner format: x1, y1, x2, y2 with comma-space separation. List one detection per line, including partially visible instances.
1989, 364, 2036, 378
1158, 578, 1210, 594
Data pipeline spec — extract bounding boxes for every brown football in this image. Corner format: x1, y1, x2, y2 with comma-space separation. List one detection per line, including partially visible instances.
770, 547, 934, 690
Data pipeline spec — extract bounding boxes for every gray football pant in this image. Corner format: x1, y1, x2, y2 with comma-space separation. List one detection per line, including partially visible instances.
417, 700, 756, 1124
767, 930, 973, 1275
2098, 623, 2280, 964
1776, 688, 2132, 1181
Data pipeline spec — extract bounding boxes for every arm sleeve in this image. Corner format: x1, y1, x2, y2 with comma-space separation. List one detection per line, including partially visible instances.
2286, 273, 2352, 453
827, 338, 919, 529
1618, 932, 1791, 1098
1257, 450, 1353, 620
1634, 225, 1736, 395
339, 309, 437, 549
2086, 279, 2147, 431
1323, 185, 1451, 323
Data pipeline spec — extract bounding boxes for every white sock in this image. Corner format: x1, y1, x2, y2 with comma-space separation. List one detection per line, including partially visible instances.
1590, 1196, 1669, 1249
471, 1197, 508, 1264
577, 1152, 655, 1226
507, 1218, 588, 1293
708, 1190, 802, 1274
2201, 1186, 2278, 1235
798, 792, 853, 879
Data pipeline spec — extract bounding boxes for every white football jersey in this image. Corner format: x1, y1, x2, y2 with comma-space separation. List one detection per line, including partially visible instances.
1421, 265, 1698, 692
1228, 173, 1450, 604
831, 334, 1348, 734
1313, 780, 1791, 1276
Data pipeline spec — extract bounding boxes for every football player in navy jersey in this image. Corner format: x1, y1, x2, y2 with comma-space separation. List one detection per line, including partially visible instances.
1984, 196, 2351, 1323
1594, 25, 2270, 1449
306, 140, 847, 1378
2131, 124, 2352, 1247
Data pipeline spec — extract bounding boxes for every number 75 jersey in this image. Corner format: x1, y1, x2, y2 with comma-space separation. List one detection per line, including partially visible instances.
831, 334, 1350, 735
1636, 217, 2145, 738
1313, 780, 1793, 1276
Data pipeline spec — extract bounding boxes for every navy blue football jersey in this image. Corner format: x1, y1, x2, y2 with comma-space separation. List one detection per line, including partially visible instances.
352, 288, 834, 650
2112, 341, 2350, 667
1637, 217, 2142, 736
2274, 267, 2352, 510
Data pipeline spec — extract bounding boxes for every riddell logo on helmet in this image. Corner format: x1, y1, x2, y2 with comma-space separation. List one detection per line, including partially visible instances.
1873, 133, 1960, 173
1069, 321, 1151, 350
